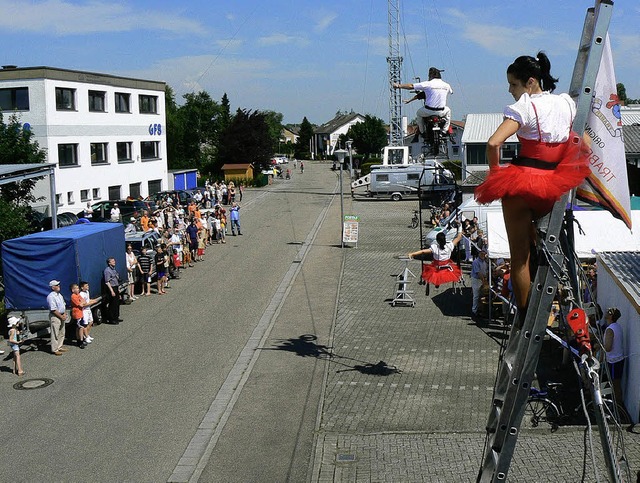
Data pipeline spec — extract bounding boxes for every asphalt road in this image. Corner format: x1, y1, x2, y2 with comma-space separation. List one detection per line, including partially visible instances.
0, 162, 344, 482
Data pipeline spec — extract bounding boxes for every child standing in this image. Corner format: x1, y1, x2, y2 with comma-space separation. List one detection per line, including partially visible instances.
7, 316, 25, 376
70, 283, 89, 348
197, 226, 206, 260
218, 213, 227, 244
79, 281, 98, 342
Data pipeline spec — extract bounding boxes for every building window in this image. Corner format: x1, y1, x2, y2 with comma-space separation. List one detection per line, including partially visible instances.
139, 95, 158, 114
0, 87, 29, 110
108, 185, 121, 200
148, 179, 162, 195
117, 142, 133, 162
92, 188, 101, 199
501, 144, 518, 162
129, 182, 141, 199
80, 189, 89, 202
67, 191, 75, 205
466, 145, 487, 165
55, 87, 76, 110
115, 92, 130, 113
58, 144, 79, 167
91, 143, 108, 165
56, 194, 63, 206
141, 141, 159, 160
89, 90, 106, 112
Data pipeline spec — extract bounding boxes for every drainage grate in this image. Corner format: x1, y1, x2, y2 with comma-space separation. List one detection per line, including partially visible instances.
13, 378, 54, 390
336, 453, 356, 462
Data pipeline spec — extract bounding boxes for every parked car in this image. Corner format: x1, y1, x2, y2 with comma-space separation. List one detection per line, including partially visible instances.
89, 200, 140, 223
152, 190, 193, 206
39, 211, 79, 231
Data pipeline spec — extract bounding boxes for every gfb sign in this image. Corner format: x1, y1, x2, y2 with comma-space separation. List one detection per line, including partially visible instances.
149, 123, 162, 135
342, 215, 359, 244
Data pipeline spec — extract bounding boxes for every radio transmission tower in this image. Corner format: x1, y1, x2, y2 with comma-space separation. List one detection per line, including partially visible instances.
387, 0, 403, 146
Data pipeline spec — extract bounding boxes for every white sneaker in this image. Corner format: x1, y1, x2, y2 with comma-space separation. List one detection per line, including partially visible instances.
86, 336, 93, 343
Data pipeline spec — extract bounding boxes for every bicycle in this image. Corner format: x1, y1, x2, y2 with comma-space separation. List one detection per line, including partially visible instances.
523, 381, 631, 430
410, 210, 419, 229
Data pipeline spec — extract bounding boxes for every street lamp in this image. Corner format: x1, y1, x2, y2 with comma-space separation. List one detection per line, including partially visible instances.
334, 148, 348, 248
345, 139, 354, 179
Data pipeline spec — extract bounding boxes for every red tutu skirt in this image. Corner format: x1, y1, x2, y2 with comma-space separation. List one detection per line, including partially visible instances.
475, 134, 590, 214
422, 259, 462, 286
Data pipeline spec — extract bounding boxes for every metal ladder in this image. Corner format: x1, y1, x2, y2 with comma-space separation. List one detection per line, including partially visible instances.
476, 2, 621, 481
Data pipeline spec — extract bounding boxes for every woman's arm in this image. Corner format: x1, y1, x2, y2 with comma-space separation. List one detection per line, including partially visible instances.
452, 231, 464, 246
486, 118, 520, 170
408, 247, 432, 259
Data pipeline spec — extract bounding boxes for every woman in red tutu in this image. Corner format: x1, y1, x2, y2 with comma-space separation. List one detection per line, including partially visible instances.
408, 231, 463, 288
475, 52, 590, 314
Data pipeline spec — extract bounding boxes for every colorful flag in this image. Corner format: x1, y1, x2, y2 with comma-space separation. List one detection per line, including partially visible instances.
577, 34, 632, 230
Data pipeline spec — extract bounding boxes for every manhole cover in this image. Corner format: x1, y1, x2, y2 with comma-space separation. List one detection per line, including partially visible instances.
336, 454, 356, 462
13, 378, 54, 390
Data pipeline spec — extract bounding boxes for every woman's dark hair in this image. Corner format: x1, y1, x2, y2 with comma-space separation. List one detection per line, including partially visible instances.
507, 51, 558, 92
607, 307, 621, 322
436, 232, 446, 250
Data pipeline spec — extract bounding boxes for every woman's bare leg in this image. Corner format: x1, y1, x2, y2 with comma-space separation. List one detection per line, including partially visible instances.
502, 196, 535, 310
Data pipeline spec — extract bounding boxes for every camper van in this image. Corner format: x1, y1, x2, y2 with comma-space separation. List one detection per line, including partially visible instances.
423, 198, 503, 247
352, 163, 456, 202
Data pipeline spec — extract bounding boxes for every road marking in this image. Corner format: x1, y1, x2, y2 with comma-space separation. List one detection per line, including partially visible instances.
168, 190, 333, 483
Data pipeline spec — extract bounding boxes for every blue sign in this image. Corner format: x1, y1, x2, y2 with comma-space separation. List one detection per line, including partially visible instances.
149, 123, 162, 135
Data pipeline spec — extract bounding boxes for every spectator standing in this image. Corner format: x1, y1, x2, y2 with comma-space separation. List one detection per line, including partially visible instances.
83, 202, 93, 219
470, 250, 489, 318
126, 245, 139, 300
155, 245, 167, 294
218, 212, 227, 244
230, 202, 242, 235
7, 316, 25, 375
110, 203, 121, 222
603, 307, 625, 404
70, 283, 89, 348
137, 249, 153, 296
79, 281, 97, 342
186, 219, 199, 265
238, 183, 244, 201
140, 210, 150, 232
170, 229, 183, 263
46, 280, 68, 355
103, 258, 122, 324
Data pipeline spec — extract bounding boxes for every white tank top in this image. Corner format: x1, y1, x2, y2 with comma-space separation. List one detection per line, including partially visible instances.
605, 322, 624, 363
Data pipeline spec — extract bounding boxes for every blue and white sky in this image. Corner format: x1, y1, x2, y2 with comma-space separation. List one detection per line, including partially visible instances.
1, 0, 638, 125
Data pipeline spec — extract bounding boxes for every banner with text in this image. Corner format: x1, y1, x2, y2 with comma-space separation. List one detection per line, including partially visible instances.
577, 33, 632, 229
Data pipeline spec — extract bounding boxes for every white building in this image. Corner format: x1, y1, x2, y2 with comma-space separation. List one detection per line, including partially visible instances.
0, 65, 167, 215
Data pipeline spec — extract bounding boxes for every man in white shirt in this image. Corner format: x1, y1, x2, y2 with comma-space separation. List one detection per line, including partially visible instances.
394, 67, 453, 137
110, 203, 121, 222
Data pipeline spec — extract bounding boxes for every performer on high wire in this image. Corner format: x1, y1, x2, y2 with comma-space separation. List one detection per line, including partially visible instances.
408, 231, 463, 288
474, 52, 590, 318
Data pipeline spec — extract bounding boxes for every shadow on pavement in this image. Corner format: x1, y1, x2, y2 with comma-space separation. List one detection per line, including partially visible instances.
261, 334, 401, 376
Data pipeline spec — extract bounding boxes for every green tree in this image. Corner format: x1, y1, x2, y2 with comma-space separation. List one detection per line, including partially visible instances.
295, 117, 314, 159
0, 112, 47, 241
0, 113, 47, 203
178, 91, 222, 173
217, 109, 273, 172
346, 115, 387, 161
261, 110, 284, 152
165, 85, 186, 170
617, 83, 627, 103
219, 93, 232, 134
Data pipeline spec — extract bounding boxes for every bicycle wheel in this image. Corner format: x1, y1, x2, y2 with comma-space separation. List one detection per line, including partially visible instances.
587, 400, 632, 426
523, 398, 560, 429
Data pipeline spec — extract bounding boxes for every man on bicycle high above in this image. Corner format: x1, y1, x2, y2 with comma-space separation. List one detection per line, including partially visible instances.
393, 67, 453, 140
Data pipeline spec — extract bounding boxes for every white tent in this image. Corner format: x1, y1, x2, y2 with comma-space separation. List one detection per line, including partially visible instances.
486, 210, 640, 259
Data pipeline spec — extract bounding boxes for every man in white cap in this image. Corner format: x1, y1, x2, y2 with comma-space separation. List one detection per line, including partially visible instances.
46, 280, 68, 355
110, 203, 121, 222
